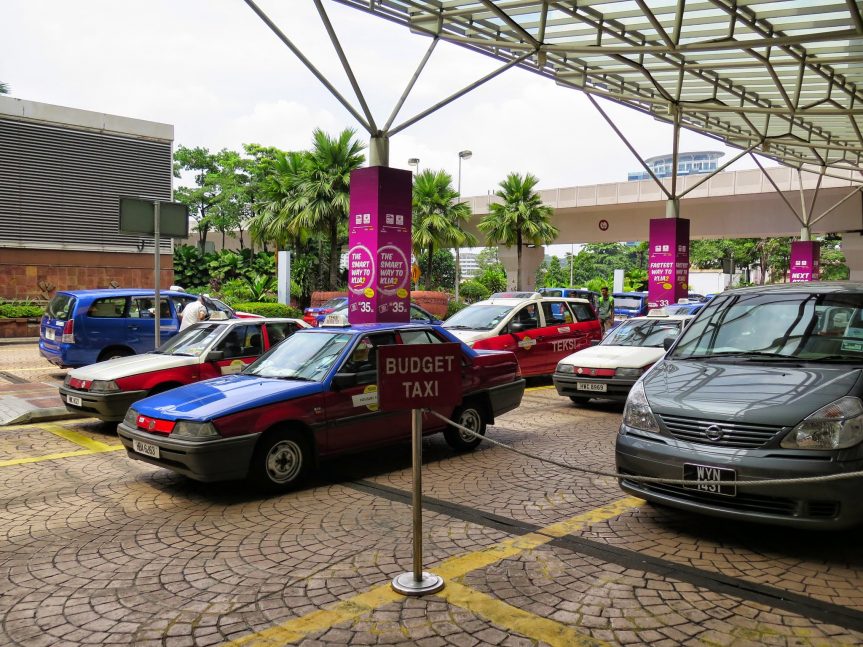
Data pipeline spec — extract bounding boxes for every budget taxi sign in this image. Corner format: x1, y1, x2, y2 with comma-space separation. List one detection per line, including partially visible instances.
378, 343, 462, 410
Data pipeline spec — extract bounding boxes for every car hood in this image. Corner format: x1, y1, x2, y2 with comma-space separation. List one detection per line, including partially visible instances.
69, 353, 197, 381
561, 345, 666, 369
131, 374, 324, 421
644, 360, 863, 426
445, 329, 491, 344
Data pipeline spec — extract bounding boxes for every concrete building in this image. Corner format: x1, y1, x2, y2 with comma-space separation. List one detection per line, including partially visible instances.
627, 151, 724, 182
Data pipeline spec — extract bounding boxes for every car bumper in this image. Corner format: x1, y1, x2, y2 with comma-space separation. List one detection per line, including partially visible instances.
553, 373, 635, 401
117, 422, 259, 482
615, 426, 863, 529
58, 386, 148, 421
485, 379, 526, 421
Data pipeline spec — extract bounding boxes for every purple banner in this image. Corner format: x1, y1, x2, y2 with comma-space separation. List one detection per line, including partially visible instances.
347, 167, 412, 323
790, 241, 820, 282
648, 218, 690, 309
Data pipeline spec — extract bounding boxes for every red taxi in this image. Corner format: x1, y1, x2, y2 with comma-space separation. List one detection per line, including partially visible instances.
59, 318, 308, 422
442, 292, 601, 376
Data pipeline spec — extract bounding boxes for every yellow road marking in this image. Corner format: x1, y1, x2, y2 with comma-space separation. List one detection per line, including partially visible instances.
525, 384, 555, 392
42, 423, 118, 451
437, 581, 608, 647
0, 446, 124, 467
0, 418, 101, 432
224, 497, 643, 647
0, 366, 64, 371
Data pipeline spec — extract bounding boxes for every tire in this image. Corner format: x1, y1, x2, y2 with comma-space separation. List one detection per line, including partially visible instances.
148, 383, 180, 396
444, 402, 487, 451
249, 430, 310, 492
98, 347, 133, 362
569, 396, 591, 405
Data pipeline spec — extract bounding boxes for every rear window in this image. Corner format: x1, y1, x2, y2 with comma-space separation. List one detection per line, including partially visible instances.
615, 297, 644, 309
47, 294, 76, 320
571, 303, 596, 322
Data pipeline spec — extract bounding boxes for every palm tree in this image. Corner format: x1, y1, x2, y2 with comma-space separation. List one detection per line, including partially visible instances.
412, 169, 476, 288
478, 172, 559, 290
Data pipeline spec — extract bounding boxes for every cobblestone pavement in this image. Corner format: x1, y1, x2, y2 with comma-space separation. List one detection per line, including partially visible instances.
0, 342, 67, 386
1, 385, 862, 646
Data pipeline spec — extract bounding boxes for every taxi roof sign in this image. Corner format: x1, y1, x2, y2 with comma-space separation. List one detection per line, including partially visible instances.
646, 308, 669, 317
322, 313, 350, 327
490, 291, 541, 300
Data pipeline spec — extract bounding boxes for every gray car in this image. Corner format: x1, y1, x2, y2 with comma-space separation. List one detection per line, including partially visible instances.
616, 282, 863, 529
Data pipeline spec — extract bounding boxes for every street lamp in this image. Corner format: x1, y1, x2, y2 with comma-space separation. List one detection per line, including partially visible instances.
408, 158, 419, 172
456, 150, 472, 302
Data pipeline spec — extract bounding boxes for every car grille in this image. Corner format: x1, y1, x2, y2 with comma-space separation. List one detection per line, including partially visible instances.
621, 476, 839, 519
658, 414, 785, 449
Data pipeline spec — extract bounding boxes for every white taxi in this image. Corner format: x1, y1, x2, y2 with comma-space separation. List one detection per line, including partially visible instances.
553, 309, 693, 403
443, 292, 601, 377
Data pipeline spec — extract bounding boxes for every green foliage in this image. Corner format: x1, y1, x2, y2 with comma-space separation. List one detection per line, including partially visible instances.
173, 245, 211, 288
218, 279, 253, 304
819, 235, 849, 281
416, 249, 456, 290
0, 303, 44, 318
459, 280, 490, 303
475, 264, 507, 293
625, 269, 648, 291
535, 256, 568, 288
243, 273, 277, 302
445, 300, 468, 318
231, 302, 302, 318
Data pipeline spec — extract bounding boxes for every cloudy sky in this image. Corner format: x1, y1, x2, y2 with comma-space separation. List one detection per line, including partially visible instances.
3, 0, 767, 201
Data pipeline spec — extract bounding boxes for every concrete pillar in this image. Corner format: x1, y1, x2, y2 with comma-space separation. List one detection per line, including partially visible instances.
369, 135, 389, 167
842, 233, 863, 281
498, 245, 546, 291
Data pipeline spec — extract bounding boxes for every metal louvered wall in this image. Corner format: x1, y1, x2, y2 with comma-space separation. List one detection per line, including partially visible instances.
0, 118, 173, 252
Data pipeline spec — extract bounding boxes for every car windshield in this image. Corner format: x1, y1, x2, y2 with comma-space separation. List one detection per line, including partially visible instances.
443, 304, 514, 331
321, 297, 345, 309
244, 331, 351, 381
603, 319, 682, 347
156, 323, 225, 356
615, 297, 644, 309
671, 291, 863, 361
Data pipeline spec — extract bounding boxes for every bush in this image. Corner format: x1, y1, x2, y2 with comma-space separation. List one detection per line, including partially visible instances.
445, 300, 467, 319
0, 304, 44, 318
459, 280, 490, 304
232, 302, 303, 318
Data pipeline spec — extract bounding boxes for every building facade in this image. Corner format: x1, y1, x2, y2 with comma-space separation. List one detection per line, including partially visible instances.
627, 151, 724, 181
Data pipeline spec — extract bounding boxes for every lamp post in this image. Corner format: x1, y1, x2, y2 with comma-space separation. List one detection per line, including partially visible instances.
408, 158, 419, 173
456, 150, 472, 303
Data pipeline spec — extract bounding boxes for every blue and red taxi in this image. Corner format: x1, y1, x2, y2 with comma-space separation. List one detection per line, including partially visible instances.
60, 318, 308, 422
117, 317, 526, 490
442, 292, 601, 376
302, 296, 348, 326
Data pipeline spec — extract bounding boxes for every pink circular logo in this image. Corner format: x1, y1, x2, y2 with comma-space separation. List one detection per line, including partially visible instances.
347, 245, 376, 295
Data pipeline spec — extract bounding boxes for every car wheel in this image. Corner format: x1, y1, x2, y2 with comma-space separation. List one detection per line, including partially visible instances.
569, 396, 591, 405
444, 402, 487, 451
249, 430, 310, 491
98, 347, 133, 362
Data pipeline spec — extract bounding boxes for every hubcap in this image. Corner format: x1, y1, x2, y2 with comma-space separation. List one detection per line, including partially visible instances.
458, 409, 481, 442
265, 440, 302, 483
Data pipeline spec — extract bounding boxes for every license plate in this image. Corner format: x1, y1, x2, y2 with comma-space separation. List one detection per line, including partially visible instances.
45, 328, 55, 341
133, 439, 160, 459
683, 463, 736, 497
66, 395, 82, 407
576, 382, 607, 392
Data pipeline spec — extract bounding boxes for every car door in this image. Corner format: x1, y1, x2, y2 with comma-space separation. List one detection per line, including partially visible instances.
501, 303, 544, 375
129, 297, 178, 351
322, 332, 408, 454
82, 296, 129, 353
199, 323, 265, 379
538, 300, 582, 374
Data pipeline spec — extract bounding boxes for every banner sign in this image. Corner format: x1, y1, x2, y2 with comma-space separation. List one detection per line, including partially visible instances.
378, 343, 462, 410
790, 241, 820, 282
648, 218, 690, 309
347, 167, 412, 323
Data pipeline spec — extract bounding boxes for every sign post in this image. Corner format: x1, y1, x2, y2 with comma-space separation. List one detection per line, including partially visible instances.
379, 343, 462, 596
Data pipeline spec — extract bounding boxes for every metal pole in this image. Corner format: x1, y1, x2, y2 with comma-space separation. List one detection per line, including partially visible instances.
154, 201, 161, 350
456, 155, 462, 303
391, 408, 444, 596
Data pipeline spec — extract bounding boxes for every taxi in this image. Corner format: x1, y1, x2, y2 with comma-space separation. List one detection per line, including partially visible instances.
116, 317, 525, 491
553, 308, 693, 404
442, 292, 601, 376
60, 318, 307, 422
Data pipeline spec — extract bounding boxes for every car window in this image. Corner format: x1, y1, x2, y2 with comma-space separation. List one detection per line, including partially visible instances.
47, 294, 76, 320
400, 329, 443, 345
603, 319, 681, 347
265, 322, 297, 346
216, 324, 263, 358
409, 305, 433, 321
157, 323, 225, 357
340, 333, 397, 374
444, 304, 514, 331
245, 331, 352, 381
87, 297, 127, 318
542, 301, 573, 325
570, 302, 596, 322
130, 297, 170, 319
506, 304, 538, 332
614, 297, 644, 309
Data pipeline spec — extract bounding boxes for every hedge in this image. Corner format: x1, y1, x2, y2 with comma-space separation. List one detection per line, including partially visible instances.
0, 304, 44, 319
232, 302, 304, 319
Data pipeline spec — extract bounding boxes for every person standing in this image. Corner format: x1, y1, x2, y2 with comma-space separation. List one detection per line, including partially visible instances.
597, 287, 614, 334
180, 294, 209, 330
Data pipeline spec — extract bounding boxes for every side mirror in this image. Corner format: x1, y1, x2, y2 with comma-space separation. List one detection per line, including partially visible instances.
356, 370, 377, 386
509, 321, 530, 333
332, 372, 357, 389
663, 337, 675, 351
205, 350, 225, 362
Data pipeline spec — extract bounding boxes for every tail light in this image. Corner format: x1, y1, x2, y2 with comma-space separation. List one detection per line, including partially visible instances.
61, 320, 75, 344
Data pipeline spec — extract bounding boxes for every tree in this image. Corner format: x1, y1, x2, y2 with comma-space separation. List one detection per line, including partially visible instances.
412, 169, 475, 288
819, 235, 849, 280
478, 173, 558, 290
416, 249, 456, 290
536, 256, 568, 288
173, 146, 221, 250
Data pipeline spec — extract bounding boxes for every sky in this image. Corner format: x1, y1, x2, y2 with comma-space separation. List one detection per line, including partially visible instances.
3, 0, 771, 255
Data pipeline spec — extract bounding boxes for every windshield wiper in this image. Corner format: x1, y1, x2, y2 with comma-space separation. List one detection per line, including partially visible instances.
706, 351, 797, 360
170, 352, 197, 357
444, 325, 477, 330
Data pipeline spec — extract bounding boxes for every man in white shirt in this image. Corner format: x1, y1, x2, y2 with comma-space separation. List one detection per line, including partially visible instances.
180, 294, 209, 330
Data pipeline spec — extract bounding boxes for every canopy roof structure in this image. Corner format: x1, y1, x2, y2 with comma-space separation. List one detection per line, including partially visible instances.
334, 0, 863, 178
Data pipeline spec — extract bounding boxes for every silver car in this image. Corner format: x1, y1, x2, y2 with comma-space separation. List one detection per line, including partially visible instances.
616, 282, 863, 529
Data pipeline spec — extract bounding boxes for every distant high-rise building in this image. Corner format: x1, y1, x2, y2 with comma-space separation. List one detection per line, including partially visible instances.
627, 151, 724, 181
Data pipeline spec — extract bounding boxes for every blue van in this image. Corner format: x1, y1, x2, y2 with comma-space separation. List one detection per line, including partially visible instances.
612, 291, 649, 323
39, 289, 199, 368
538, 287, 600, 310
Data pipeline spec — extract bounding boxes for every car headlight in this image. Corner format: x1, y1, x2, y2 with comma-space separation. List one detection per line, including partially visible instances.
123, 408, 138, 427
615, 367, 642, 378
171, 421, 220, 440
90, 380, 119, 393
621, 380, 658, 433
781, 397, 863, 450
556, 363, 575, 374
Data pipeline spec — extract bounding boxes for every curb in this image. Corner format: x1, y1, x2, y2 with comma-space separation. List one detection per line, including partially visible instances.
2, 408, 87, 426
0, 338, 39, 346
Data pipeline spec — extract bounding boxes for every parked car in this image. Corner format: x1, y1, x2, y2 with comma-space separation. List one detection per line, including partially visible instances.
612, 291, 649, 323
59, 318, 308, 422
554, 309, 694, 404
117, 321, 525, 490
442, 291, 601, 376
538, 287, 599, 310
206, 297, 264, 320
315, 301, 441, 326
302, 296, 348, 326
40, 289, 201, 368
664, 301, 704, 316
616, 282, 863, 529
